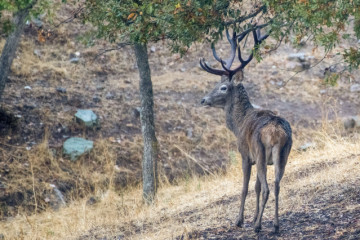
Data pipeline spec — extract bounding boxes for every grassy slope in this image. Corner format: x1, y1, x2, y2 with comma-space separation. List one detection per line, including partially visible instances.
1, 130, 359, 239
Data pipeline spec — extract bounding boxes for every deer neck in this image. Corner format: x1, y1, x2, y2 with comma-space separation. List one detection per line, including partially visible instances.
225, 84, 253, 135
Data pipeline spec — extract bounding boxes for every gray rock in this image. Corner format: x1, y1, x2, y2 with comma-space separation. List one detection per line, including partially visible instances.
180, 67, 186, 72
343, 116, 360, 129
343, 118, 356, 130
287, 53, 306, 61
31, 17, 43, 27
132, 107, 141, 119
286, 62, 304, 72
34, 49, 41, 58
24, 86, 32, 90
186, 128, 193, 138
298, 142, 314, 151
63, 137, 94, 161
319, 89, 327, 94
350, 84, 360, 92
86, 196, 98, 205
105, 92, 115, 99
75, 109, 99, 127
56, 87, 67, 93
96, 85, 105, 91
150, 46, 156, 53
70, 57, 79, 63
92, 95, 101, 103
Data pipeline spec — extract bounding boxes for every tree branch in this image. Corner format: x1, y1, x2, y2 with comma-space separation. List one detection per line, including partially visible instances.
224, 5, 266, 26
92, 42, 133, 61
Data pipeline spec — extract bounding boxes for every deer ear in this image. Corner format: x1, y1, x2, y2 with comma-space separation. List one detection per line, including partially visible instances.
221, 75, 230, 83
231, 71, 244, 85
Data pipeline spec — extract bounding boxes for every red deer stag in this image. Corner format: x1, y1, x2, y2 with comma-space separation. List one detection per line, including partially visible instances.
200, 28, 292, 233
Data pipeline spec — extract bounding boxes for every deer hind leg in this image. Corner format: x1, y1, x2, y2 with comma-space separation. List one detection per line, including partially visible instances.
253, 176, 261, 224
235, 155, 252, 228
273, 143, 290, 233
254, 146, 269, 233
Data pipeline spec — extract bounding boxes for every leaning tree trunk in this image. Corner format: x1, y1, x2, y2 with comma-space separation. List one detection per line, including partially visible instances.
0, 7, 30, 99
134, 43, 159, 204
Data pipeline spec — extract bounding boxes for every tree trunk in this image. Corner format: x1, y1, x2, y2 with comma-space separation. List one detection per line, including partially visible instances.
133, 43, 159, 204
0, 7, 30, 100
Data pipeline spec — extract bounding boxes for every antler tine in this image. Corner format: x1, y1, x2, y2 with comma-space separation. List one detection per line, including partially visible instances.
234, 27, 270, 71
199, 58, 227, 76
224, 29, 237, 69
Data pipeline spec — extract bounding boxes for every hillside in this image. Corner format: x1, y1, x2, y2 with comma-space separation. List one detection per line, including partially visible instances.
0, 3, 360, 239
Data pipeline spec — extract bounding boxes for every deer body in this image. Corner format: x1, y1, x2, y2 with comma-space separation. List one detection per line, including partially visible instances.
200, 28, 292, 233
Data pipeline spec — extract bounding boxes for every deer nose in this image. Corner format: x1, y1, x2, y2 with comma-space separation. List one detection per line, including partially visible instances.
201, 98, 206, 105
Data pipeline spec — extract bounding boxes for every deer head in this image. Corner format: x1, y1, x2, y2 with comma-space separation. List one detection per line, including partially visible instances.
200, 27, 269, 108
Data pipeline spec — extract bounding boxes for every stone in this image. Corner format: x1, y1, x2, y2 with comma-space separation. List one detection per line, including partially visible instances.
298, 142, 314, 151
31, 17, 43, 27
132, 107, 141, 119
186, 128, 193, 138
34, 49, 41, 57
150, 46, 156, 53
343, 116, 360, 130
70, 57, 79, 63
105, 92, 115, 99
343, 118, 355, 130
63, 137, 94, 161
92, 95, 101, 103
75, 51, 81, 57
286, 62, 304, 72
24, 86, 32, 90
75, 109, 99, 127
287, 53, 306, 61
56, 87, 67, 93
350, 84, 360, 92
319, 89, 327, 94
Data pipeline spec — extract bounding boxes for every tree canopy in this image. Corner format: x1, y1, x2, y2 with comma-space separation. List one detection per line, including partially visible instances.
83, 0, 360, 70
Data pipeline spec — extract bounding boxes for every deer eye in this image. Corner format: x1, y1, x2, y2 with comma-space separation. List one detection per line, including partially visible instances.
220, 86, 227, 91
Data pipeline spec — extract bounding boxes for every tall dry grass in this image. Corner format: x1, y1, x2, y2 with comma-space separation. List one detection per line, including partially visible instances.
1, 126, 359, 239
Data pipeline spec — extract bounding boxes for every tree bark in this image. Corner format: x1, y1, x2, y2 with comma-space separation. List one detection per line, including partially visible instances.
0, 7, 30, 100
133, 43, 159, 204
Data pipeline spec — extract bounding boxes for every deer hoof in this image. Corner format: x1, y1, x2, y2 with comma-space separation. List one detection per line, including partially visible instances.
235, 217, 243, 228
273, 225, 279, 233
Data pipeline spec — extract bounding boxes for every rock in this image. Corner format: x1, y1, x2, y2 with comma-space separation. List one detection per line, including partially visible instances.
343, 116, 360, 130
252, 104, 261, 109
350, 84, 360, 92
105, 92, 115, 99
132, 107, 141, 119
319, 89, 327, 94
186, 128, 193, 138
286, 62, 304, 72
75, 51, 81, 57
70, 57, 79, 63
150, 46, 156, 53
92, 95, 101, 103
31, 17, 43, 27
180, 67, 186, 72
24, 86, 32, 90
33, 49, 41, 58
298, 142, 314, 151
63, 137, 94, 161
343, 118, 356, 130
287, 53, 306, 61
56, 87, 67, 93
276, 81, 283, 86
75, 109, 99, 127
96, 84, 105, 91
86, 196, 98, 205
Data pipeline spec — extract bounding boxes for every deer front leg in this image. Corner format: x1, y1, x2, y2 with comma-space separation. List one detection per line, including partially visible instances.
235, 158, 251, 228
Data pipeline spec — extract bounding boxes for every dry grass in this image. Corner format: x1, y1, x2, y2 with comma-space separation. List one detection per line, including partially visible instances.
1, 128, 359, 239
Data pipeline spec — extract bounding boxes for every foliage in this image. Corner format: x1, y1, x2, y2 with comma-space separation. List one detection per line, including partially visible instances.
84, 0, 359, 70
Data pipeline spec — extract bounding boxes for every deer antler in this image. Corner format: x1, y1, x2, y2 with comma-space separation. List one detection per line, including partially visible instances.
200, 26, 269, 78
